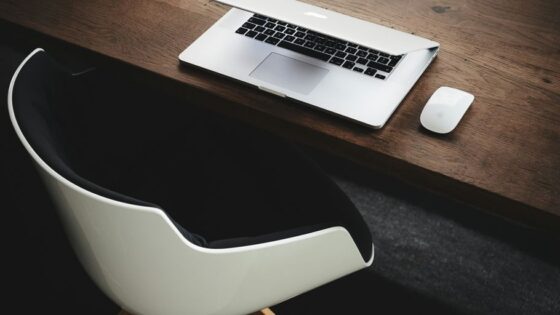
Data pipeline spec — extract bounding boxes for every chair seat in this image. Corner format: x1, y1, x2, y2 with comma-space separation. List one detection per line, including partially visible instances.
9, 48, 373, 315
50, 61, 373, 261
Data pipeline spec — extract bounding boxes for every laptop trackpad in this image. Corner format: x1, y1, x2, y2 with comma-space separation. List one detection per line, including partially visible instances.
250, 53, 329, 95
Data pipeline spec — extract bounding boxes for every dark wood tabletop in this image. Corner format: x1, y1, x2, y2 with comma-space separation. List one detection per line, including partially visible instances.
1, 0, 559, 232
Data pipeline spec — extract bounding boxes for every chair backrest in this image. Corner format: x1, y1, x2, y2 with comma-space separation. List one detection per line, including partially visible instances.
8, 49, 371, 315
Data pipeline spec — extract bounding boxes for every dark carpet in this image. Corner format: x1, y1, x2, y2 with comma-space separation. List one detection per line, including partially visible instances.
274, 153, 560, 315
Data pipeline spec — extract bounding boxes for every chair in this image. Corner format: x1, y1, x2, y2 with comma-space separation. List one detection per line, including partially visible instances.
8, 48, 373, 315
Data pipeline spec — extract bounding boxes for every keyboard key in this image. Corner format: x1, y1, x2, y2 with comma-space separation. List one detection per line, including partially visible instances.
285, 35, 296, 42
346, 55, 358, 62
335, 51, 347, 58
357, 50, 368, 57
246, 30, 258, 38
243, 22, 256, 29
365, 68, 377, 76
391, 55, 402, 61
375, 74, 387, 80
277, 21, 287, 26
315, 37, 326, 45
348, 43, 358, 48
274, 25, 286, 32
315, 45, 326, 52
369, 49, 379, 54
285, 28, 296, 35
277, 40, 331, 61
377, 57, 390, 64
329, 57, 344, 66
336, 43, 346, 50
273, 32, 285, 39
255, 34, 267, 41
236, 27, 248, 35
265, 37, 280, 45
357, 58, 368, 65
325, 41, 335, 47
353, 67, 364, 73
255, 26, 265, 32
358, 45, 369, 51
304, 41, 316, 49
388, 59, 398, 67
305, 34, 316, 41
367, 54, 378, 61
265, 22, 275, 28
294, 38, 305, 45
342, 61, 355, 69
287, 24, 297, 29
379, 52, 390, 57
267, 18, 278, 23
295, 31, 306, 38
297, 26, 307, 31
325, 48, 336, 55
249, 18, 266, 26
346, 47, 357, 54
367, 61, 392, 72
264, 29, 275, 36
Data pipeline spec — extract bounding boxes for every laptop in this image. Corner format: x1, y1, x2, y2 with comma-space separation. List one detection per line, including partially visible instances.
179, 0, 440, 128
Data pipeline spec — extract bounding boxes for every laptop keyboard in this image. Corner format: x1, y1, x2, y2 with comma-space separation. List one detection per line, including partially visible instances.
235, 14, 404, 81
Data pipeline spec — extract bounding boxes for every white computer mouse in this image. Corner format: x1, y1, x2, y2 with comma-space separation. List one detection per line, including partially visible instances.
420, 86, 474, 134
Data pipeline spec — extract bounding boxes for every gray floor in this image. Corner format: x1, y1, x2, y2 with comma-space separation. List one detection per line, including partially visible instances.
276, 153, 560, 314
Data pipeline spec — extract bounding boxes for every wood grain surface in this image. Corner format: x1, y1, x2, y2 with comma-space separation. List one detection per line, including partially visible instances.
1, 0, 559, 231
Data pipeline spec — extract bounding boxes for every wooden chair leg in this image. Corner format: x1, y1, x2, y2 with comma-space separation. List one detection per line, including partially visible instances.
119, 308, 275, 315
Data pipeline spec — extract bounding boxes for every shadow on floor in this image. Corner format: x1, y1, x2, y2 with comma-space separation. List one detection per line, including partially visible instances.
273, 267, 465, 314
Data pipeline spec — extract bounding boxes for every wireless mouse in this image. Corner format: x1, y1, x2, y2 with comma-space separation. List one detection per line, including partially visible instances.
420, 86, 474, 134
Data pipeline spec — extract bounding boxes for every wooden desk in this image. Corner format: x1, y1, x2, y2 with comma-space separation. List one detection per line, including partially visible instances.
1, 0, 559, 231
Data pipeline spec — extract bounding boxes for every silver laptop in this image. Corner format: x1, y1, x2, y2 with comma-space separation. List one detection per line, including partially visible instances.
179, 0, 440, 128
